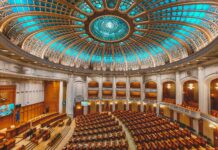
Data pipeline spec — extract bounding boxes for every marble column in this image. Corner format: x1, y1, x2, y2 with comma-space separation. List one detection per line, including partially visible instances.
198, 67, 207, 113
126, 76, 130, 101
176, 72, 182, 104
59, 81, 64, 113
113, 76, 116, 100
156, 75, 162, 115
99, 76, 103, 100
66, 75, 74, 116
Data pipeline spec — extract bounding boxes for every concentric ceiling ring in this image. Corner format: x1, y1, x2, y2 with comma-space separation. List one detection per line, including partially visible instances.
89, 15, 130, 43
0, 0, 217, 72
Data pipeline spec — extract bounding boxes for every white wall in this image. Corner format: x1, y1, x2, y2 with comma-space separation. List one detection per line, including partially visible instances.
0, 78, 44, 106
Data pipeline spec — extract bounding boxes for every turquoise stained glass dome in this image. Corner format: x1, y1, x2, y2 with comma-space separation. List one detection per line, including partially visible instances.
89, 16, 129, 42
0, 0, 218, 72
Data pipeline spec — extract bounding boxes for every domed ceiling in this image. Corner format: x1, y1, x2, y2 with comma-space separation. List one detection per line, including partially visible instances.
0, 0, 218, 72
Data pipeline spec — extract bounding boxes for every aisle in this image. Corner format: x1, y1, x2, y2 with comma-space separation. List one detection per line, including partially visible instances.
112, 114, 137, 150
55, 119, 76, 150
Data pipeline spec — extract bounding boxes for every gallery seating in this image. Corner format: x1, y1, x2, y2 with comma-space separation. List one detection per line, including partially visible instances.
211, 110, 218, 117
179, 103, 200, 111
112, 111, 209, 150
162, 98, 176, 104
63, 112, 128, 150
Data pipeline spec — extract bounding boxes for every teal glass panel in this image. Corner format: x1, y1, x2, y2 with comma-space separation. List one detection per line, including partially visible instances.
90, 16, 129, 42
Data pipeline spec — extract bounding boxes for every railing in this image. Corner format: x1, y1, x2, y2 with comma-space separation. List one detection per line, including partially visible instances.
102, 87, 113, 89
201, 113, 218, 124
145, 88, 157, 92
88, 87, 99, 90
159, 102, 201, 119
102, 96, 113, 100
116, 96, 127, 100
88, 96, 99, 100
129, 97, 141, 101
116, 87, 126, 90
144, 99, 157, 104
130, 88, 141, 91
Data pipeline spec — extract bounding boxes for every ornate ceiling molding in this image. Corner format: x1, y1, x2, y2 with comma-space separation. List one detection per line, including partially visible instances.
0, 0, 217, 73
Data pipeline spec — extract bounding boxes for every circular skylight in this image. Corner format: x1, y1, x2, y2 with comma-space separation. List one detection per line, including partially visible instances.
89, 15, 130, 42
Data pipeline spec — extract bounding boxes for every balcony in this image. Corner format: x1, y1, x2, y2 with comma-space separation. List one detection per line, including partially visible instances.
88, 96, 99, 100
201, 113, 218, 124
144, 99, 157, 104
130, 97, 141, 101
159, 102, 201, 119
130, 88, 141, 91
145, 88, 157, 93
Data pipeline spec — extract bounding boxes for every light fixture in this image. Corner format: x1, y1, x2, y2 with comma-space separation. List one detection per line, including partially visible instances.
188, 83, 194, 90
0, 97, 7, 101
209, 123, 217, 129
160, 105, 165, 108
215, 83, 218, 90
167, 83, 171, 89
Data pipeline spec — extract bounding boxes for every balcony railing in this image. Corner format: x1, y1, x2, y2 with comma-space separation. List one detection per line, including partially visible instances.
159, 102, 201, 119
102, 96, 113, 100
130, 97, 141, 101
116, 96, 127, 100
88, 96, 99, 100
144, 99, 157, 104
130, 88, 141, 91
145, 88, 157, 93
201, 113, 218, 124
88, 87, 99, 90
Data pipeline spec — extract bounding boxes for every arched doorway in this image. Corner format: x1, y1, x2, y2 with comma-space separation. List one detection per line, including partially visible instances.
183, 80, 199, 110
162, 81, 176, 104
210, 78, 218, 117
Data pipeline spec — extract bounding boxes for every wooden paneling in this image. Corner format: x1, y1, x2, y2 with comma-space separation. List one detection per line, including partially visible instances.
0, 85, 46, 130
88, 81, 99, 88
90, 101, 96, 114
44, 81, 60, 113
19, 102, 44, 124
130, 102, 138, 112
103, 82, 112, 88
130, 82, 140, 88
145, 81, 157, 89
102, 101, 110, 112
179, 113, 190, 127
214, 128, 218, 147
116, 82, 126, 88
210, 79, 218, 110
0, 85, 16, 129
117, 101, 124, 111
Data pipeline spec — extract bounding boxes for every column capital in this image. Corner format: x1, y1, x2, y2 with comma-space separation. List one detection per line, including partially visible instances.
198, 66, 204, 71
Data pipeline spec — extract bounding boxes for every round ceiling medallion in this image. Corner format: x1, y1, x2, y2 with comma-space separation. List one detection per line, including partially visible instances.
89, 15, 130, 43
